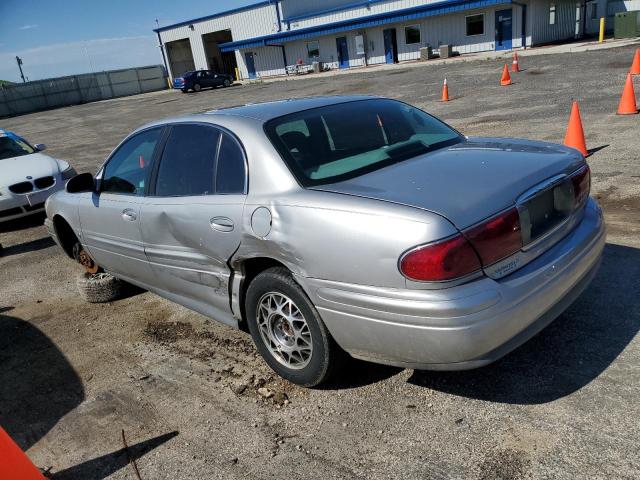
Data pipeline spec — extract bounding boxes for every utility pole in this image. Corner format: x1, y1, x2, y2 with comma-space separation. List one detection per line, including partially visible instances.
16, 56, 26, 83
155, 18, 171, 83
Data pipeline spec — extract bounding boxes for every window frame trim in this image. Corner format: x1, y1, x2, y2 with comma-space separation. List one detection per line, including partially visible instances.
465, 13, 485, 37
97, 125, 167, 197
147, 121, 249, 198
404, 24, 422, 45
306, 40, 320, 59
549, 2, 557, 25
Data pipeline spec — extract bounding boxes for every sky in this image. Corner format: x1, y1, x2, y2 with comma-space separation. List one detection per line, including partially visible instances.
0, 0, 257, 82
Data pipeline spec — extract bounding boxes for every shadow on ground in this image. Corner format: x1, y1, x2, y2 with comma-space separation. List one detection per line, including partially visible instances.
322, 358, 403, 390
0, 236, 55, 256
52, 431, 179, 480
0, 212, 46, 233
409, 243, 640, 404
0, 308, 84, 450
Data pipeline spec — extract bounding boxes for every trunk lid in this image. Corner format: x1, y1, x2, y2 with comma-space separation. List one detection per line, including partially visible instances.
312, 137, 585, 230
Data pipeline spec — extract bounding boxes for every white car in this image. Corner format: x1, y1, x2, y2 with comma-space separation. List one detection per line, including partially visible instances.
0, 129, 75, 222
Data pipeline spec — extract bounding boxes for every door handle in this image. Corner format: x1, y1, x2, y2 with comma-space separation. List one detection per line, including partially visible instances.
210, 216, 234, 232
122, 209, 137, 221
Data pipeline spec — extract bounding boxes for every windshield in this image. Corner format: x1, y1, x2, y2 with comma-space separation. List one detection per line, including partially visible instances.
0, 132, 36, 160
264, 98, 462, 187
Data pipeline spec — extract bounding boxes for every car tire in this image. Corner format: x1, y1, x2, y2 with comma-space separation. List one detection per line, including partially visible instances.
193, 83, 201, 92
77, 271, 125, 303
223, 79, 231, 87
245, 267, 343, 387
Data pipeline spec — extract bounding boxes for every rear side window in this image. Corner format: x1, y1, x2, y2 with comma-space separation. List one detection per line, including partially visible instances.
155, 124, 220, 196
101, 128, 161, 195
216, 133, 246, 194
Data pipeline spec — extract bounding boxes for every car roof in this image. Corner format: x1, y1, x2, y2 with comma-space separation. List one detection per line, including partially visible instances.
134, 95, 381, 134
204, 95, 379, 122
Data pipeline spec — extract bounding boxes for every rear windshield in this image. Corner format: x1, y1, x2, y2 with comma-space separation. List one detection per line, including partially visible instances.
0, 132, 35, 160
264, 99, 462, 186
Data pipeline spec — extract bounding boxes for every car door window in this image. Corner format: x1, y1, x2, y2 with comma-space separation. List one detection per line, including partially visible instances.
216, 133, 247, 194
101, 128, 161, 195
155, 124, 220, 197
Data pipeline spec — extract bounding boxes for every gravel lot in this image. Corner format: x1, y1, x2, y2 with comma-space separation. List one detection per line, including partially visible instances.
1, 44, 639, 479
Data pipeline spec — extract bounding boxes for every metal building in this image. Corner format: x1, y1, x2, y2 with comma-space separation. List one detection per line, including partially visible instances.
155, 0, 639, 80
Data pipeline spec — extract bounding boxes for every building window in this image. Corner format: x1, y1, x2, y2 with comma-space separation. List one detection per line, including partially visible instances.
404, 25, 421, 45
549, 2, 557, 24
589, 2, 598, 19
465, 14, 484, 36
307, 41, 319, 59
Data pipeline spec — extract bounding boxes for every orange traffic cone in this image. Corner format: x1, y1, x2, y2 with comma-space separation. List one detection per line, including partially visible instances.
441, 78, 449, 102
0, 427, 47, 480
500, 64, 512, 86
617, 73, 638, 115
511, 52, 520, 72
564, 101, 588, 156
630, 48, 640, 75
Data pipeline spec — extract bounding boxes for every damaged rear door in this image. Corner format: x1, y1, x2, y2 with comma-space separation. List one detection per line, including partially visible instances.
139, 123, 247, 325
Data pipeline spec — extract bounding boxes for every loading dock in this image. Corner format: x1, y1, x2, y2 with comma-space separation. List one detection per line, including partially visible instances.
202, 30, 238, 76
166, 39, 195, 78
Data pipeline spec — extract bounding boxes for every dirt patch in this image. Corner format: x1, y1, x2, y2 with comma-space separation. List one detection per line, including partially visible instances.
525, 69, 545, 75
386, 69, 411, 76
144, 321, 195, 344
478, 448, 531, 480
606, 61, 632, 69
143, 320, 257, 357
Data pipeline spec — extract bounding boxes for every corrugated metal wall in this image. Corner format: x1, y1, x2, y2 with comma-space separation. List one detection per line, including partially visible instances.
164, 0, 615, 80
0, 66, 167, 118
529, 0, 578, 45
285, 0, 445, 29
159, 3, 278, 78
584, 0, 640, 33
237, 4, 527, 78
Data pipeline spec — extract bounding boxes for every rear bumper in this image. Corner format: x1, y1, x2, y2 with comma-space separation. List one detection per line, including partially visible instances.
298, 198, 606, 370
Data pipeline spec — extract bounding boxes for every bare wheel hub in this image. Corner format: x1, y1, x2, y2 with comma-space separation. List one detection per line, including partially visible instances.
257, 292, 313, 369
74, 244, 99, 274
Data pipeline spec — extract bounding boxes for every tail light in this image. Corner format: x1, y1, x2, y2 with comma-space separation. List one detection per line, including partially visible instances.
570, 164, 590, 205
400, 166, 590, 282
399, 234, 481, 282
400, 208, 523, 282
463, 207, 522, 266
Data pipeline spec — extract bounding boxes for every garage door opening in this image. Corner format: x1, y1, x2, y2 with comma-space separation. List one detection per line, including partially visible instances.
166, 39, 195, 79
202, 30, 238, 77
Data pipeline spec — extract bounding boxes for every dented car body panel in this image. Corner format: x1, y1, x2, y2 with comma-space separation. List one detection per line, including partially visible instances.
45, 96, 605, 370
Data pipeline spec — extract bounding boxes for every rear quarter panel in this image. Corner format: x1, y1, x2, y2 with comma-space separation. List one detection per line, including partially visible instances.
234, 190, 458, 289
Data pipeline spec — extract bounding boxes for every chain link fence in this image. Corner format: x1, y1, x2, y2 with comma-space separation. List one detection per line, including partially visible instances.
0, 65, 169, 118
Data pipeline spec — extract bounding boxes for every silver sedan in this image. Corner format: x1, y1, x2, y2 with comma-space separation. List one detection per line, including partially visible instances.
45, 96, 605, 386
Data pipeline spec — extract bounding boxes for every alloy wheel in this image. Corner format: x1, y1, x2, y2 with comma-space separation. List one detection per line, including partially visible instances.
256, 292, 313, 369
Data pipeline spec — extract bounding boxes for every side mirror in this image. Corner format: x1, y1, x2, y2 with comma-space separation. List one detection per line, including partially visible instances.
34, 143, 47, 151
66, 172, 96, 193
